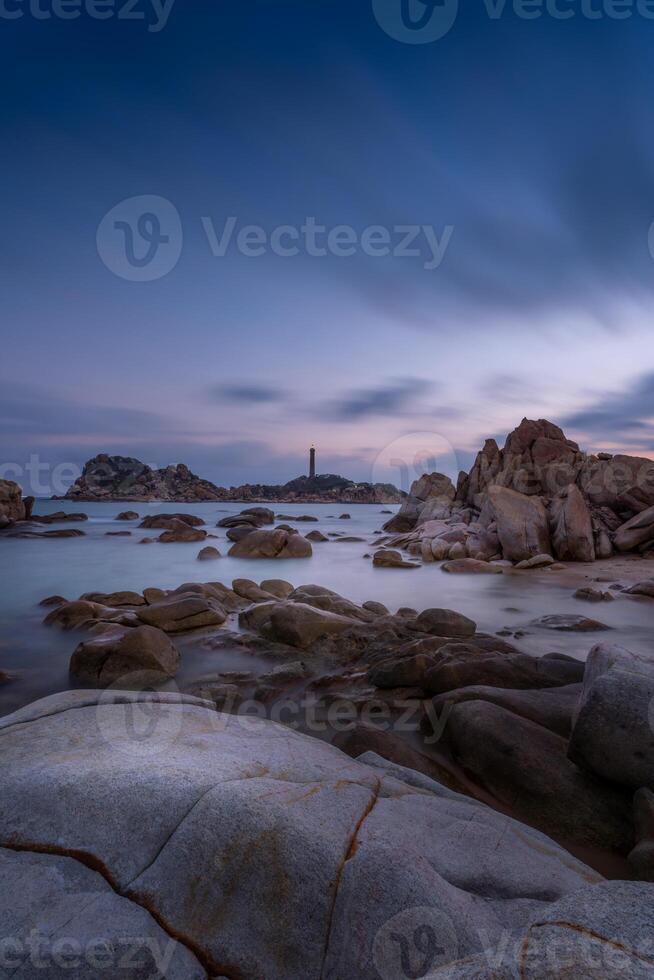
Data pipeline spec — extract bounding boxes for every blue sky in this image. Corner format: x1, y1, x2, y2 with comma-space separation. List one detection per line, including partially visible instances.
2, 0, 654, 490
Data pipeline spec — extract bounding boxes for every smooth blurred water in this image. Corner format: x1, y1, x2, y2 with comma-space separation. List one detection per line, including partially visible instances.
1, 498, 652, 716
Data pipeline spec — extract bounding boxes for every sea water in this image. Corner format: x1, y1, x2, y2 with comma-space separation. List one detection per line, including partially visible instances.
0, 498, 652, 716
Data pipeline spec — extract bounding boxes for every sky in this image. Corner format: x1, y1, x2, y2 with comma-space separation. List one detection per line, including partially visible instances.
2, 0, 654, 494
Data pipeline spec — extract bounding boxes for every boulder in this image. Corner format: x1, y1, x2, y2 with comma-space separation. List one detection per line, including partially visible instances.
549, 483, 595, 561
70, 625, 180, 685
430, 537, 452, 561
423, 647, 584, 695
276, 514, 319, 522
143, 587, 167, 604
288, 585, 376, 622
415, 608, 476, 638
373, 549, 419, 569
81, 590, 145, 607
614, 504, 654, 552
530, 614, 611, 632
171, 581, 244, 612
231, 578, 275, 603
430, 683, 582, 737
217, 514, 261, 528
629, 788, 654, 882
139, 513, 205, 529
579, 451, 654, 512
158, 521, 207, 543
197, 546, 221, 560
116, 510, 139, 520
9, 527, 86, 539
0, 479, 25, 523
228, 529, 312, 559
32, 511, 88, 524
260, 578, 294, 599
137, 595, 227, 633
44, 599, 120, 630
264, 602, 359, 649
226, 525, 257, 542
305, 530, 328, 542
442, 558, 503, 574
358, 600, 387, 618
239, 506, 275, 524
0, 691, 606, 980
444, 700, 634, 851
625, 580, 654, 599
514, 553, 554, 569
574, 586, 614, 602
486, 486, 552, 562
369, 651, 441, 689
568, 648, 654, 791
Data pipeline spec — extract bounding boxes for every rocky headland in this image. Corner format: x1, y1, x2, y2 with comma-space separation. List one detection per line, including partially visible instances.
51, 454, 403, 504
381, 417, 654, 569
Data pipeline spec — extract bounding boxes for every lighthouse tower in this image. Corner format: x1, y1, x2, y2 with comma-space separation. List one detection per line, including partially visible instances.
309, 444, 316, 479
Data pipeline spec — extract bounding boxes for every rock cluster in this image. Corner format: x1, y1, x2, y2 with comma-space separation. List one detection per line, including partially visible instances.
383, 417, 654, 565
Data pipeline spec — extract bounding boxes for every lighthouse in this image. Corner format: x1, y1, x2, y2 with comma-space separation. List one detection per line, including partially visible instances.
309, 444, 316, 479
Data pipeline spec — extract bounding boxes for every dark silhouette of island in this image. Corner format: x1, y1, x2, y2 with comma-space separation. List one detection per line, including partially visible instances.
54, 450, 403, 504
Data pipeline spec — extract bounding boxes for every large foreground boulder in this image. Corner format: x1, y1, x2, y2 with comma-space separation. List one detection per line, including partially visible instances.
0, 691, 609, 980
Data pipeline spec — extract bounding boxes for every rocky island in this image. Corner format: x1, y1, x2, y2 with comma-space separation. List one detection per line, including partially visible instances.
54, 452, 404, 505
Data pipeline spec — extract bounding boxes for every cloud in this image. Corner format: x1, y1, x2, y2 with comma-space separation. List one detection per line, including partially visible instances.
209, 383, 288, 404
561, 371, 654, 440
324, 378, 434, 421
0, 383, 170, 441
